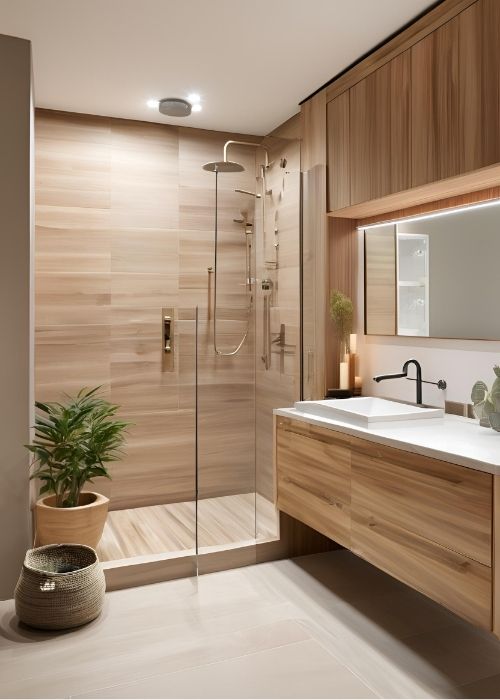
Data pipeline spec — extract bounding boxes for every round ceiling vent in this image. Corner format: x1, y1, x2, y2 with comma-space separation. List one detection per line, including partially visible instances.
158, 98, 192, 117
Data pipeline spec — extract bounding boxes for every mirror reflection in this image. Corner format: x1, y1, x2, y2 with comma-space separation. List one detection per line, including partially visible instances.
363, 200, 500, 340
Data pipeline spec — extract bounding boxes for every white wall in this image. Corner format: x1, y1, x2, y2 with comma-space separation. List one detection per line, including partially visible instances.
357, 231, 500, 407
0, 34, 33, 599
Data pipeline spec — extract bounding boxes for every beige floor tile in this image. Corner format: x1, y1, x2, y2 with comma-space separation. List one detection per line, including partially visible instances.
3, 551, 500, 699
75, 638, 376, 699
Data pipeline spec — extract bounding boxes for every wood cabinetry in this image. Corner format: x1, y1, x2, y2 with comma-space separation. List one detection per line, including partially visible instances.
350, 52, 411, 205
351, 507, 491, 629
275, 416, 494, 631
276, 417, 351, 547
324, 0, 500, 213
459, 0, 500, 173
411, 16, 460, 187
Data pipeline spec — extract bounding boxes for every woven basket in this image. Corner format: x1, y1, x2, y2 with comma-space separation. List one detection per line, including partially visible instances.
15, 544, 106, 630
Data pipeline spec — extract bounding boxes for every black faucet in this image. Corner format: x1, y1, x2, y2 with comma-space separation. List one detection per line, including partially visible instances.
373, 359, 423, 405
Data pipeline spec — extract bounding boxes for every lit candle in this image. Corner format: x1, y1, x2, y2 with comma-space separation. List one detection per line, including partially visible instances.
349, 333, 357, 355
340, 362, 349, 390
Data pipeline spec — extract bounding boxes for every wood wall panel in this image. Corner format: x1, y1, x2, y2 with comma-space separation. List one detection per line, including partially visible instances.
327, 91, 350, 210
301, 93, 328, 400
411, 16, 460, 187
35, 109, 260, 511
327, 217, 357, 389
364, 226, 396, 335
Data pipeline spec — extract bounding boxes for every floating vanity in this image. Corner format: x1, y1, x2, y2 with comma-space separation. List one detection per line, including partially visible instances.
274, 400, 500, 635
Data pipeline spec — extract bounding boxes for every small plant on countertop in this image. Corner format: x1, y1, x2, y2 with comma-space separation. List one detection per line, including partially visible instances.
26, 387, 130, 507
471, 366, 500, 431
329, 290, 354, 353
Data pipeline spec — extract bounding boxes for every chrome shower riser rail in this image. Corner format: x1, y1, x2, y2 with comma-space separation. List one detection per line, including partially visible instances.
212, 168, 252, 357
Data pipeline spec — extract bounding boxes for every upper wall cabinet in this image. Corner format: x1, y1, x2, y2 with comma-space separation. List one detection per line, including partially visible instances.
459, 0, 500, 172
349, 52, 411, 205
327, 92, 350, 210
411, 17, 460, 187
324, 0, 500, 213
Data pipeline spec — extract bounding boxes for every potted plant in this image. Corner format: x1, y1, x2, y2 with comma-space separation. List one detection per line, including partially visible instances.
329, 289, 354, 390
26, 387, 129, 548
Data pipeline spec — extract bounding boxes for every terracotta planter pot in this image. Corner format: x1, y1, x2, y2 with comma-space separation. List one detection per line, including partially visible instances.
35, 492, 109, 549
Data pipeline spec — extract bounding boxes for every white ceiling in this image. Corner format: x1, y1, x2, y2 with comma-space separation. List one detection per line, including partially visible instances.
0, 0, 433, 136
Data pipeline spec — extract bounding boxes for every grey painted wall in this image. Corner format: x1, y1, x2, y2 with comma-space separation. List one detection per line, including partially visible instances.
0, 34, 33, 599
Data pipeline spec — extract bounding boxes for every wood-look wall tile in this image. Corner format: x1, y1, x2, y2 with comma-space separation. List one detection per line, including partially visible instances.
35, 227, 111, 274
109, 409, 196, 509
111, 228, 178, 275
36, 324, 111, 402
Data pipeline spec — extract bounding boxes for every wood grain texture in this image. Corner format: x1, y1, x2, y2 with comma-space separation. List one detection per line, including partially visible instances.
358, 184, 500, 227
327, 217, 357, 389
351, 505, 492, 630
350, 51, 410, 205
459, 0, 500, 173
327, 91, 350, 210
330, 162, 500, 219
97, 493, 277, 562
276, 419, 351, 547
411, 16, 460, 187
364, 226, 396, 335
301, 91, 326, 171
301, 92, 328, 400
325, 0, 476, 103
35, 109, 259, 510
275, 416, 494, 630
351, 444, 492, 566
494, 474, 500, 638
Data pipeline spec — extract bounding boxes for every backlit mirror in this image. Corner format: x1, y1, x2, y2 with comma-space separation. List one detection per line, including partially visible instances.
363, 200, 500, 340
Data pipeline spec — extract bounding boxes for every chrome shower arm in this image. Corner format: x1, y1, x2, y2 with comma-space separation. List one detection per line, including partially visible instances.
223, 140, 269, 167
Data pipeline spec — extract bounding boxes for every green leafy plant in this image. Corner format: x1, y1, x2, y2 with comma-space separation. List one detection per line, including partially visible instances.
471, 366, 500, 429
26, 388, 130, 508
329, 290, 354, 350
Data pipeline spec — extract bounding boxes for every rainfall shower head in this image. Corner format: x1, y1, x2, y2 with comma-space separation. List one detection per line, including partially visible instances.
202, 160, 245, 173
235, 188, 261, 198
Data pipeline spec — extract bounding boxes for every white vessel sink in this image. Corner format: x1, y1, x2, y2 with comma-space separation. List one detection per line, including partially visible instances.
294, 397, 443, 426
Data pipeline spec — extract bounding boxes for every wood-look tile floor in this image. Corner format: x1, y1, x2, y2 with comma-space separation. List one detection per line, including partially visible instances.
2, 550, 500, 698
97, 493, 278, 562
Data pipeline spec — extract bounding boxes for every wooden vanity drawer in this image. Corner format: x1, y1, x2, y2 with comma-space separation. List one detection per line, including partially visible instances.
276, 421, 351, 547
351, 444, 492, 566
351, 506, 492, 629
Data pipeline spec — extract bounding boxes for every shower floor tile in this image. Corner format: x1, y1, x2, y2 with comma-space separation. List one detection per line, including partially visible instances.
97, 493, 278, 562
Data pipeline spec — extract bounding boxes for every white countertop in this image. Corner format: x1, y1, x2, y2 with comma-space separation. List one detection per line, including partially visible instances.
274, 406, 500, 475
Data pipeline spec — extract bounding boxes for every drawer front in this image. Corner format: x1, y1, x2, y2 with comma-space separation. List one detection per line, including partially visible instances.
351, 445, 492, 566
352, 506, 491, 629
277, 424, 351, 547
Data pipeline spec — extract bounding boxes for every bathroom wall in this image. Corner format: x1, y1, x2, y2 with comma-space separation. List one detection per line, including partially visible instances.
255, 114, 301, 506
35, 109, 260, 510
356, 231, 500, 407
0, 34, 33, 598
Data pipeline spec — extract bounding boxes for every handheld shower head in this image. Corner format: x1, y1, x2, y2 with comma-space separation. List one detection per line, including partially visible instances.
235, 188, 261, 198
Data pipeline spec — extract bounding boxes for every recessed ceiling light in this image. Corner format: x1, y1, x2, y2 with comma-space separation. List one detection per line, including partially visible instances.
191, 103, 202, 113
188, 93, 201, 104
146, 98, 159, 109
